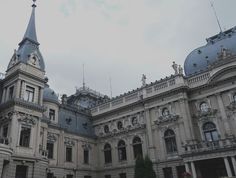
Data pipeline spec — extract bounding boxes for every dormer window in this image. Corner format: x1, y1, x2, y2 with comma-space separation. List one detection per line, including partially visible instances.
200, 102, 209, 112
117, 121, 123, 130
24, 86, 35, 102
49, 109, 55, 121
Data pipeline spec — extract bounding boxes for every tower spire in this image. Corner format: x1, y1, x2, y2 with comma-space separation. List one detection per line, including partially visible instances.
19, 0, 39, 45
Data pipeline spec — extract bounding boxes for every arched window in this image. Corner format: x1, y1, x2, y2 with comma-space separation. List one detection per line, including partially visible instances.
118, 140, 127, 161
133, 137, 143, 159
200, 102, 209, 112
164, 129, 177, 154
104, 143, 112, 164
203, 122, 219, 142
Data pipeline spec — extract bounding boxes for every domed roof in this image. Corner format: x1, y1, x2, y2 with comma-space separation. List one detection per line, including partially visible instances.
43, 84, 59, 104
184, 27, 236, 76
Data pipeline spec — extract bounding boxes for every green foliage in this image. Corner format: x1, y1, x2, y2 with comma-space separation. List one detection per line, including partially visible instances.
134, 155, 145, 178
134, 155, 156, 178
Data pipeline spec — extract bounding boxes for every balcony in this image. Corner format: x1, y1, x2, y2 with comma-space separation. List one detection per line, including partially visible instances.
182, 137, 236, 157
0, 137, 13, 156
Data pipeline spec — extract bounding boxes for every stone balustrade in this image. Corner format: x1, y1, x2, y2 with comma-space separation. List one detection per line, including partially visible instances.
91, 75, 186, 115
183, 137, 236, 155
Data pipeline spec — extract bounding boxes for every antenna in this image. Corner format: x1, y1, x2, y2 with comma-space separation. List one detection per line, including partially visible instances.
82, 63, 85, 89
208, 0, 222, 32
109, 77, 113, 98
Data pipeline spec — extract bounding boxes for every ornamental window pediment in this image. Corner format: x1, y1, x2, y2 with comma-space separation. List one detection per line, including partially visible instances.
155, 106, 179, 125
64, 138, 75, 146
194, 99, 217, 119
18, 115, 36, 126
47, 132, 57, 143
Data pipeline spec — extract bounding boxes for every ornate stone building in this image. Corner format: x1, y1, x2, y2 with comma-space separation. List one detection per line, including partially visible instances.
0, 2, 236, 178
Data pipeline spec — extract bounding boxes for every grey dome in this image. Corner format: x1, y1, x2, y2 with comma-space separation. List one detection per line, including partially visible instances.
43, 85, 59, 104
184, 27, 236, 76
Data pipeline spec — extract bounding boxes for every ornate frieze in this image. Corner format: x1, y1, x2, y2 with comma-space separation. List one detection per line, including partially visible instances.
95, 112, 146, 138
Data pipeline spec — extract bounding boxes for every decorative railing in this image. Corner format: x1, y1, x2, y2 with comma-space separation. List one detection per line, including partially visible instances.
183, 137, 236, 155
39, 148, 48, 159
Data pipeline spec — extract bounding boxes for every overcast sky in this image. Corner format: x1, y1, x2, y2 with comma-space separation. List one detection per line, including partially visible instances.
0, 0, 236, 97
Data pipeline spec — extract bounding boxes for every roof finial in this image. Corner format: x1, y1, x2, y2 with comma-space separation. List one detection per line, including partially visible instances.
82, 63, 85, 89
208, 0, 222, 33
32, 0, 37, 8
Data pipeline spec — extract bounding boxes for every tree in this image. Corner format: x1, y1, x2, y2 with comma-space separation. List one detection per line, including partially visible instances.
134, 155, 145, 178
134, 155, 156, 178
144, 155, 156, 178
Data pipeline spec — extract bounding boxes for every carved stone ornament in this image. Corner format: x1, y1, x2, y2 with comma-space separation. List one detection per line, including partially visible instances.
64, 138, 75, 146
9, 50, 19, 68
18, 115, 36, 125
155, 114, 179, 125
27, 52, 40, 68
193, 108, 218, 121
82, 143, 92, 150
47, 132, 57, 143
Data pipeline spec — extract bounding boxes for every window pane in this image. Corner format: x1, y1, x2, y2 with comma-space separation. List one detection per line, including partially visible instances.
19, 127, 31, 147
66, 147, 72, 162
84, 150, 89, 164
47, 143, 54, 159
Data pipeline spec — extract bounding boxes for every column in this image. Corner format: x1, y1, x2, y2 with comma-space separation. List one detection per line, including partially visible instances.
16, 79, 21, 98
231, 156, 236, 176
144, 108, 155, 161
0, 158, 3, 178
216, 94, 231, 135
190, 161, 197, 178
185, 162, 190, 173
224, 157, 233, 177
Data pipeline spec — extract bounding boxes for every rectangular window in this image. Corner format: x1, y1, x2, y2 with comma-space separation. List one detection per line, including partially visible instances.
66, 147, 72, 162
119, 173, 126, 178
2, 125, 8, 138
66, 175, 73, 178
49, 109, 55, 121
19, 127, 31, 147
24, 86, 35, 102
84, 149, 89, 164
15, 165, 28, 178
47, 173, 54, 178
84, 176, 92, 178
105, 175, 111, 178
9, 86, 14, 99
47, 142, 54, 159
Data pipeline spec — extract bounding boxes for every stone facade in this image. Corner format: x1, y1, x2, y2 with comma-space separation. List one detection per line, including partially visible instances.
1, 2, 236, 178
